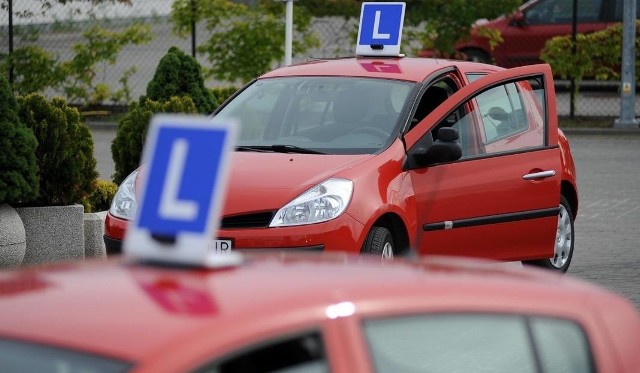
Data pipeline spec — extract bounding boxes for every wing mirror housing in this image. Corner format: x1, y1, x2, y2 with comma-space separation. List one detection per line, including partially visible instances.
403, 127, 463, 170
511, 11, 525, 26
422, 127, 462, 166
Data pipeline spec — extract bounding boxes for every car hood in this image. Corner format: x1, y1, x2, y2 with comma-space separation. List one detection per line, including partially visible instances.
222, 151, 371, 215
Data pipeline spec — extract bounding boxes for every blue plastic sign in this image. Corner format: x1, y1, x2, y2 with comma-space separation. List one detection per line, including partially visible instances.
124, 114, 238, 266
356, 2, 406, 57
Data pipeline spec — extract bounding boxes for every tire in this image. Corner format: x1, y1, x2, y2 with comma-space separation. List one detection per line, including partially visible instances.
360, 226, 394, 259
461, 49, 492, 64
523, 196, 574, 273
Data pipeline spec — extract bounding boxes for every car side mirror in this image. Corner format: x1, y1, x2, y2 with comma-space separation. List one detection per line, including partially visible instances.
422, 127, 462, 166
511, 11, 525, 26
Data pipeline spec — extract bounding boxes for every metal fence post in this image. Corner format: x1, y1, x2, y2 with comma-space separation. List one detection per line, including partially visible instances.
191, 0, 197, 58
8, 0, 14, 85
569, 0, 577, 119
615, 0, 639, 127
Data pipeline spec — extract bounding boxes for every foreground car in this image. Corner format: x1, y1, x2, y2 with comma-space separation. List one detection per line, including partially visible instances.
0, 253, 638, 372
105, 56, 578, 272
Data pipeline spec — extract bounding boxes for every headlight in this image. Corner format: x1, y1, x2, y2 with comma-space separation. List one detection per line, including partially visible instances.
270, 178, 353, 227
109, 170, 139, 220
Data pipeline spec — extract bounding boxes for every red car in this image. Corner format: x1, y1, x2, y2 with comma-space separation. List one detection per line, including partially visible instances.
452, 0, 631, 67
0, 253, 638, 372
105, 57, 578, 272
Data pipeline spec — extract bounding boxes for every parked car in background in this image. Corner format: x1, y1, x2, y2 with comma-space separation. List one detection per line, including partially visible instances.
451, 0, 637, 67
106, 56, 578, 272
0, 252, 638, 372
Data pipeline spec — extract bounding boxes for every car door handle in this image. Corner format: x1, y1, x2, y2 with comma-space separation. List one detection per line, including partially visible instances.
522, 170, 556, 180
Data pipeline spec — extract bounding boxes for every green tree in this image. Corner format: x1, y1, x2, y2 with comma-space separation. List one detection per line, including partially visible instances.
111, 96, 198, 184
146, 46, 218, 113
1, 46, 63, 96
60, 24, 153, 104
0, 76, 39, 205
1, 23, 151, 105
171, 0, 319, 84
17, 94, 98, 206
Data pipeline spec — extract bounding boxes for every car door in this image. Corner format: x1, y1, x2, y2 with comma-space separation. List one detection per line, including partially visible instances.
404, 64, 561, 262
498, 0, 606, 67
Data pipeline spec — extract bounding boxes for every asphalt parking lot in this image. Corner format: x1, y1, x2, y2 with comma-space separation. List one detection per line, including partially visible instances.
563, 134, 640, 309
91, 126, 640, 309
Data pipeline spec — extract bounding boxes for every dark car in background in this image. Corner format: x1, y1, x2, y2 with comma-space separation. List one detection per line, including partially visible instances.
454, 0, 637, 67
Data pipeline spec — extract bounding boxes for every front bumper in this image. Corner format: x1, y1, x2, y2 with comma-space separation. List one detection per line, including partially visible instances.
103, 211, 366, 254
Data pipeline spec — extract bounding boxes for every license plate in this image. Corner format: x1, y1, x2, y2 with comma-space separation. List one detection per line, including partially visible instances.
209, 239, 233, 254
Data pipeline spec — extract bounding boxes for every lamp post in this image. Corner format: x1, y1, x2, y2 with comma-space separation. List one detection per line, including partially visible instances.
277, 0, 294, 66
8, 0, 14, 85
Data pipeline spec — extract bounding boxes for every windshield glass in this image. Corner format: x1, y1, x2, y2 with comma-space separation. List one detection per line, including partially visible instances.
215, 77, 415, 155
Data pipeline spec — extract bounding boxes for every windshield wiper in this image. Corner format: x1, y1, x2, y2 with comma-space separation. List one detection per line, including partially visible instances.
236, 145, 325, 154
270, 144, 325, 154
235, 145, 274, 152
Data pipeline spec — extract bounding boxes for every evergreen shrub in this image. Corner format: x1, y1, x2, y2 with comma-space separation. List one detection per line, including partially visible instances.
210, 86, 240, 106
17, 94, 98, 206
83, 179, 118, 212
0, 76, 39, 205
146, 46, 218, 114
111, 96, 198, 184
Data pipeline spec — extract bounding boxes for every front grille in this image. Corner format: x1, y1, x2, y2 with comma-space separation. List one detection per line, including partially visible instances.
221, 211, 275, 229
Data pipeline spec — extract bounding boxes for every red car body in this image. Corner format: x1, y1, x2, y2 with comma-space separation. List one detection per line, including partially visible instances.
105, 57, 578, 271
0, 254, 638, 372
450, 0, 629, 67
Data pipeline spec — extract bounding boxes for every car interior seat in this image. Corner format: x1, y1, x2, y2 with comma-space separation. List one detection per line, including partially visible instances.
411, 85, 449, 130
487, 106, 514, 136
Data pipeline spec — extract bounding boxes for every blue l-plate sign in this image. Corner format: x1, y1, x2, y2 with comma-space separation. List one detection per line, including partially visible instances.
124, 114, 237, 266
356, 2, 406, 57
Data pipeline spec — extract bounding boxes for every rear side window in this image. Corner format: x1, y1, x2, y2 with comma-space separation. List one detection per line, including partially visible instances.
363, 313, 594, 373
613, 0, 640, 21
525, 0, 603, 24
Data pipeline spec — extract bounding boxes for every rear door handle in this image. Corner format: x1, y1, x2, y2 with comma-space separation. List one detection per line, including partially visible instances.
522, 170, 556, 180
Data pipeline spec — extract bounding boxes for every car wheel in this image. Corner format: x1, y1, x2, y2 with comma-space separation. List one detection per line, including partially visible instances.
361, 226, 394, 259
461, 49, 492, 64
524, 196, 574, 273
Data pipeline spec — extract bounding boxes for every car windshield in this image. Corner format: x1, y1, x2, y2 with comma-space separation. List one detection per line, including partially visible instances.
215, 76, 415, 155
0, 338, 132, 373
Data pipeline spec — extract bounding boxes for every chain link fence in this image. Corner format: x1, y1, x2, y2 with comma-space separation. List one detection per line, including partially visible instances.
1, 0, 637, 118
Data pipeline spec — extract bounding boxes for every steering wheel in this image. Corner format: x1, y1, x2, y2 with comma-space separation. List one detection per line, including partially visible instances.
350, 126, 390, 138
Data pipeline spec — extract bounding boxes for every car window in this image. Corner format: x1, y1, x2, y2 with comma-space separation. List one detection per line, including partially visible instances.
436, 76, 545, 158
0, 338, 132, 373
410, 79, 457, 131
525, 0, 603, 24
193, 331, 328, 373
613, 0, 640, 21
363, 313, 594, 373
215, 77, 415, 155
531, 317, 595, 373
466, 73, 486, 83
476, 82, 530, 143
